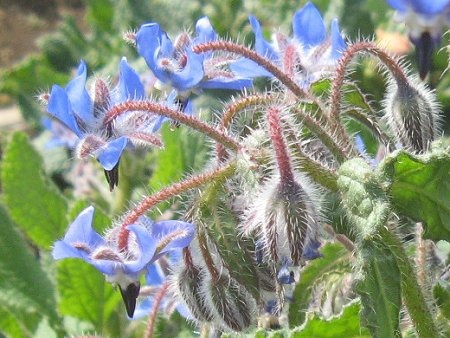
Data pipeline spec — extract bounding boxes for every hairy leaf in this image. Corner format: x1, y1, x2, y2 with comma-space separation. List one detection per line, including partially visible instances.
292, 302, 370, 337
0, 204, 62, 336
56, 260, 121, 332
382, 146, 450, 241
1, 132, 68, 249
356, 240, 401, 338
289, 243, 351, 327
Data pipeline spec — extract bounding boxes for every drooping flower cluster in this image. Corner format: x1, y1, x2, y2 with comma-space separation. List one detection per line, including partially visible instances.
44, 0, 446, 335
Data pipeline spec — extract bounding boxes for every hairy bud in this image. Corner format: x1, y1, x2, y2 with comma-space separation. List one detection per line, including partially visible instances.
204, 273, 257, 331
385, 77, 440, 153
243, 173, 322, 271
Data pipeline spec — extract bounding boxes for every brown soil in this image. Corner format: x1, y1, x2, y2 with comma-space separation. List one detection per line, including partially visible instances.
0, 0, 85, 69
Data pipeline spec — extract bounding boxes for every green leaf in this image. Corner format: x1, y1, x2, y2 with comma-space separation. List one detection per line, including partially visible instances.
0, 307, 26, 338
292, 302, 370, 338
149, 125, 185, 189
356, 240, 401, 338
382, 146, 450, 241
1, 132, 68, 249
289, 243, 351, 327
0, 204, 63, 336
56, 260, 121, 332
56, 205, 119, 332
433, 281, 450, 320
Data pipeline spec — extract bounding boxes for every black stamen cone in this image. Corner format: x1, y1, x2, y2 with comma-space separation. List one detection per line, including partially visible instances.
119, 281, 140, 318
104, 161, 120, 191
412, 32, 434, 80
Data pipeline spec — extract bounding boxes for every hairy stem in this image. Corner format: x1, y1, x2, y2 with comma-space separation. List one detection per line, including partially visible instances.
330, 41, 408, 120
144, 281, 169, 338
194, 41, 310, 99
104, 100, 240, 151
118, 162, 236, 251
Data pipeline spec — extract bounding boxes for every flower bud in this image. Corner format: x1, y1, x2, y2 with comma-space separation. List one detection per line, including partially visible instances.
171, 264, 213, 323
203, 273, 257, 331
385, 77, 440, 153
243, 173, 322, 272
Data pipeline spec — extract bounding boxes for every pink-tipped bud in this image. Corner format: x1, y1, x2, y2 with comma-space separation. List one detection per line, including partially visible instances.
123, 30, 137, 47
243, 173, 321, 269
385, 77, 440, 153
37, 92, 51, 105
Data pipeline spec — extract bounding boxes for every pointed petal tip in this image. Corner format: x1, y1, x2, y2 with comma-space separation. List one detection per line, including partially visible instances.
119, 281, 141, 318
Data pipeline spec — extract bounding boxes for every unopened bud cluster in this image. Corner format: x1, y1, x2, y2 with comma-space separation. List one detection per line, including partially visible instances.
42, 0, 445, 336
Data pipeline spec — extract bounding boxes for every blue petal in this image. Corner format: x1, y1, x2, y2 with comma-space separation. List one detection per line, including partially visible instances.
151, 220, 195, 256
292, 2, 326, 48
200, 77, 253, 90
168, 48, 205, 91
65, 60, 94, 124
194, 16, 217, 44
405, 0, 450, 14
52, 206, 104, 259
303, 240, 322, 260
387, 0, 408, 11
136, 23, 172, 80
330, 19, 346, 59
249, 16, 278, 60
116, 58, 145, 102
230, 58, 273, 78
132, 298, 153, 319
124, 224, 158, 273
47, 85, 82, 136
145, 264, 164, 286
97, 136, 128, 171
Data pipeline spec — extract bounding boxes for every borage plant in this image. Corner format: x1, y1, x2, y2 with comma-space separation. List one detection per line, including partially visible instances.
1, 1, 449, 337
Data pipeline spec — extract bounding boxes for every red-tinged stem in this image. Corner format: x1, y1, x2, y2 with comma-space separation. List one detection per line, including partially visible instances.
330, 41, 408, 120
193, 41, 311, 100
216, 93, 273, 162
267, 106, 294, 184
104, 100, 240, 152
144, 281, 169, 338
118, 162, 236, 251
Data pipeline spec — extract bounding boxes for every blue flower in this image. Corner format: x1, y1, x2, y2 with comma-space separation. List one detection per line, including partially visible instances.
52, 206, 195, 317
46, 58, 163, 190
132, 261, 193, 320
135, 16, 252, 98
387, 0, 450, 78
231, 2, 346, 86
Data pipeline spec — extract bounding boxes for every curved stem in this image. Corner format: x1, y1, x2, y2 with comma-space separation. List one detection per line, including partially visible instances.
330, 41, 408, 120
144, 281, 169, 338
104, 100, 240, 152
193, 41, 312, 101
118, 162, 236, 251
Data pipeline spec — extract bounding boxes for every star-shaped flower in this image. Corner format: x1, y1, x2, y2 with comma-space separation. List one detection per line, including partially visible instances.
52, 206, 195, 317
46, 58, 163, 190
231, 2, 346, 87
135, 16, 252, 106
